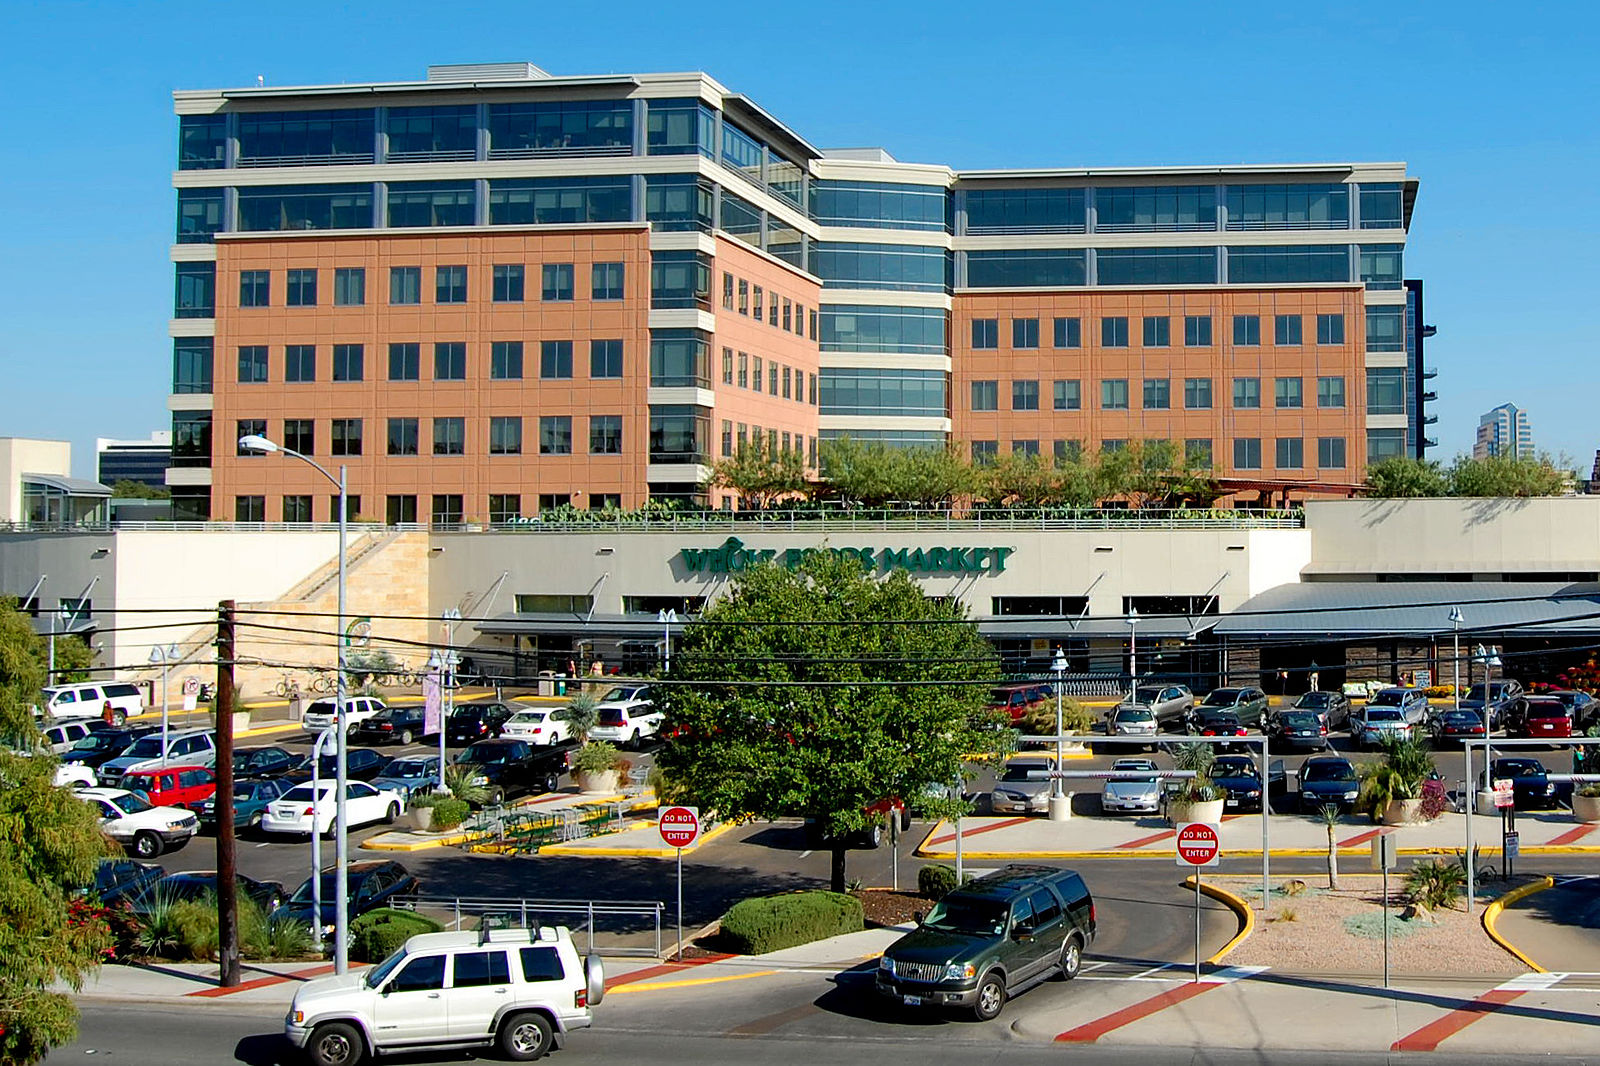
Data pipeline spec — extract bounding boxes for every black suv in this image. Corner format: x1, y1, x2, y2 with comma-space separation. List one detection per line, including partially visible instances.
454, 738, 574, 805
877, 865, 1095, 1021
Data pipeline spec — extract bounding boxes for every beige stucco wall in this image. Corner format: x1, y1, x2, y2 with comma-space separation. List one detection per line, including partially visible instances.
0, 438, 72, 522
1304, 498, 1600, 576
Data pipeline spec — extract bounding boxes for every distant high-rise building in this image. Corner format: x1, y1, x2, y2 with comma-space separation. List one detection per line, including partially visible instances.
1473, 403, 1533, 459
96, 432, 172, 489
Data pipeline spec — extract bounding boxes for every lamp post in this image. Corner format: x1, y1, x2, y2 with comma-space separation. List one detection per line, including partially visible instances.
657, 608, 678, 673
1126, 606, 1140, 692
1048, 647, 1071, 822
147, 643, 180, 760
1449, 608, 1464, 715
439, 609, 462, 795
239, 432, 351, 974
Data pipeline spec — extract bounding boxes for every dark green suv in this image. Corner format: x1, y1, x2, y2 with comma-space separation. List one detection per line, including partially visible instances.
876, 865, 1095, 1021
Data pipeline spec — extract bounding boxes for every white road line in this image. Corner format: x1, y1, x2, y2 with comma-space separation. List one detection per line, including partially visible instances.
1128, 963, 1177, 980
1198, 965, 1269, 985
1498, 973, 1565, 991
797, 850, 812, 859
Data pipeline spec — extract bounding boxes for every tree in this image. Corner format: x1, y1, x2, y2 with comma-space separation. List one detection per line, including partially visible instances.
110, 480, 170, 500
1316, 803, 1342, 890
1447, 453, 1566, 497
1363, 456, 1448, 498
46, 635, 94, 685
709, 439, 810, 509
655, 551, 1005, 892
0, 602, 112, 1065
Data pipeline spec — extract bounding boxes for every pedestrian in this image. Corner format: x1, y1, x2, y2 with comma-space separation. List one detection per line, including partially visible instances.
101, 700, 114, 726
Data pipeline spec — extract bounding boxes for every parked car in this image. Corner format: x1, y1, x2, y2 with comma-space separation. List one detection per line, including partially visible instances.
55, 762, 98, 789
988, 755, 1056, 815
283, 748, 390, 785
1349, 706, 1413, 749
274, 859, 421, 939
1210, 755, 1265, 812
59, 726, 158, 770
1185, 708, 1250, 752
80, 786, 198, 859
1459, 680, 1526, 733
587, 687, 664, 747
118, 764, 216, 811
1099, 757, 1162, 815
1482, 757, 1572, 810
350, 706, 432, 746
39, 718, 97, 755
232, 746, 298, 779
1430, 708, 1488, 747
87, 857, 165, 908
500, 708, 573, 746
372, 756, 442, 801
1289, 690, 1352, 732
1366, 687, 1430, 727
1520, 697, 1574, 741
38, 681, 144, 725
261, 781, 405, 836
284, 924, 599, 1066
196, 777, 292, 834
1264, 709, 1327, 751
149, 871, 287, 914
1121, 684, 1195, 728
1189, 687, 1268, 728
986, 684, 1053, 723
454, 739, 573, 805
301, 695, 387, 736
98, 728, 217, 788
445, 703, 517, 746
876, 864, 1095, 1021
1548, 689, 1598, 730
1294, 755, 1361, 813
1102, 704, 1157, 747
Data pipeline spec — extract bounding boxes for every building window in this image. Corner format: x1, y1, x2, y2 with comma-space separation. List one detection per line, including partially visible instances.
332, 344, 363, 382
1012, 380, 1040, 411
540, 416, 573, 455
1143, 378, 1171, 409
721, 272, 735, 310
390, 266, 421, 305
1276, 437, 1304, 469
238, 346, 268, 383
434, 342, 466, 381
769, 295, 780, 328
1142, 316, 1170, 347
1317, 313, 1345, 344
172, 338, 213, 395
235, 496, 265, 522
286, 268, 317, 307
283, 419, 314, 454
333, 267, 365, 306
721, 348, 734, 385
490, 341, 523, 380
768, 362, 779, 394
752, 285, 763, 320
1185, 439, 1213, 467
387, 418, 419, 456
1232, 377, 1261, 409
388, 342, 420, 381
1053, 317, 1081, 348
488, 416, 522, 455
972, 318, 999, 349
1232, 314, 1260, 346
1054, 439, 1083, 463
1317, 375, 1346, 408
1275, 376, 1303, 408
1184, 377, 1213, 409
1367, 305, 1406, 351
175, 262, 215, 318
435, 265, 467, 303
1368, 367, 1407, 414
590, 339, 623, 379
737, 352, 749, 388
285, 345, 316, 383
1184, 315, 1212, 346
1368, 427, 1407, 461
386, 495, 418, 524
239, 270, 270, 308
539, 340, 573, 380
1233, 437, 1262, 470
971, 380, 999, 411
283, 495, 313, 523
1101, 316, 1129, 347
1012, 318, 1040, 349
590, 415, 623, 455
593, 261, 625, 301
432, 417, 465, 456
236, 419, 266, 455
330, 418, 362, 456
1100, 378, 1129, 410
492, 264, 525, 303
1101, 439, 1127, 454
1359, 183, 1404, 229
1275, 314, 1303, 345
431, 495, 464, 525
971, 440, 998, 464
489, 495, 521, 523
782, 366, 793, 400
1053, 379, 1081, 411
1318, 436, 1347, 468
752, 357, 762, 393
783, 299, 793, 332
808, 373, 818, 405
738, 279, 749, 314
1012, 440, 1040, 457
541, 263, 574, 301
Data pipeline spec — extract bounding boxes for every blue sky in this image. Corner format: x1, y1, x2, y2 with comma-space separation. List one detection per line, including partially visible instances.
6, 0, 1598, 477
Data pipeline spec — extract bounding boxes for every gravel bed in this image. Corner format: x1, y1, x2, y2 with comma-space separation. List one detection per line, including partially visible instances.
1214, 874, 1529, 977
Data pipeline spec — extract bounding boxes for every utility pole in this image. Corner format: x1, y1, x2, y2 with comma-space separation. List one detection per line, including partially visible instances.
215, 599, 240, 987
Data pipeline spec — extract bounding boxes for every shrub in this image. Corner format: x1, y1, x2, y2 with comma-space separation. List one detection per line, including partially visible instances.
719, 891, 864, 954
1578, 784, 1600, 799
171, 899, 220, 960
1404, 859, 1467, 911
1419, 778, 1450, 821
430, 797, 470, 831
350, 908, 444, 964
1018, 697, 1096, 738
574, 740, 626, 774
444, 762, 488, 806
559, 690, 601, 737
919, 864, 959, 900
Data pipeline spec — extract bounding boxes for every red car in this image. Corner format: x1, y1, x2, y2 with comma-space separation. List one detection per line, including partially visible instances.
118, 765, 217, 811
1521, 697, 1573, 739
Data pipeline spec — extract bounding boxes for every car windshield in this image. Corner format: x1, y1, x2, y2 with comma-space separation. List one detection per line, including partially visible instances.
233, 782, 261, 798
462, 744, 508, 765
1110, 761, 1156, 782
1303, 761, 1357, 783
1369, 691, 1408, 706
600, 687, 639, 703
1502, 762, 1543, 778
1213, 758, 1255, 777
923, 896, 1008, 936
109, 792, 154, 815
121, 774, 157, 792
1464, 683, 1506, 701
383, 759, 431, 777
1133, 687, 1165, 704
1527, 703, 1565, 718
1295, 692, 1331, 708
1116, 708, 1155, 722
290, 871, 345, 904
509, 712, 545, 725
123, 736, 164, 758
1280, 713, 1318, 728
1202, 690, 1241, 706
281, 784, 325, 803
1000, 763, 1048, 783
366, 946, 409, 988
73, 733, 124, 752
1366, 709, 1404, 722
599, 709, 627, 726
448, 707, 481, 720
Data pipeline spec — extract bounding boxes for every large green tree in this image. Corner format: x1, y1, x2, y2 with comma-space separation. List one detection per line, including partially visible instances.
1363, 456, 1449, 497
1447, 453, 1567, 497
709, 438, 811, 510
0, 602, 110, 1065
655, 552, 1004, 891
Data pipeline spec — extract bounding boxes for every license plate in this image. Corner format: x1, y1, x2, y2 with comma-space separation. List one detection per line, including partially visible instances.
903, 995, 923, 1006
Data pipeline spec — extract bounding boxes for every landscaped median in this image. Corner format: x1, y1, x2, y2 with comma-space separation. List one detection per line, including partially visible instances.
361, 790, 658, 852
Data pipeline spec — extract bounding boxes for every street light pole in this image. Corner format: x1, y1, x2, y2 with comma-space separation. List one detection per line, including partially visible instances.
658, 608, 677, 673
147, 643, 180, 762
1048, 648, 1070, 822
441, 609, 461, 796
1127, 606, 1140, 692
1449, 608, 1464, 716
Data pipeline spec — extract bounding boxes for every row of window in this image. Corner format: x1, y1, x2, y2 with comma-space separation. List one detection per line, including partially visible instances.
719, 271, 818, 339
717, 348, 817, 404
229, 340, 624, 384
233, 492, 623, 525
970, 375, 1349, 412
958, 244, 1402, 289
233, 415, 624, 458
968, 436, 1349, 470
718, 423, 819, 465
231, 262, 625, 309
971, 313, 1346, 350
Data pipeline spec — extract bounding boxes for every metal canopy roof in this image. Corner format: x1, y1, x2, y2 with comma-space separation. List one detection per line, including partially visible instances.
979, 617, 1217, 641
476, 613, 668, 639
22, 473, 111, 497
1213, 582, 1600, 639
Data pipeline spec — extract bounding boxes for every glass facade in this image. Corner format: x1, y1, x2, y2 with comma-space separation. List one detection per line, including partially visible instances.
646, 174, 715, 232
819, 428, 947, 449
1366, 305, 1406, 352
177, 189, 224, 242
1367, 366, 1408, 414
238, 110, 375, 164
650, 251, 711, 309
966, 188, 1085, 233
1359, 184, 1404, 229
174, 262, 215, 318
649, 405, 710, 464
487, 100, 632, 157
820, 368, 947, 416
717, 188, 762, 241
172, 338, 213, 394
489, 176, 630, 225
171, 411, 212, 468
1359, 244, 1404, 289
178, 114, 227, 169
966, 249, 1087, 288
1226, 183, 1349, 229
237, 184, 373, 231
809, 180, 947, 231
1096, 186, 1215, 232
386, 181, 475, 227
819, 305, 946, 354
811, 242, 948, 291
1225, 244, 1350, 284
385, 105, 476, 161
645, 98, 716, 157
1097, 246, 1217, 285
649, 330, 711, 387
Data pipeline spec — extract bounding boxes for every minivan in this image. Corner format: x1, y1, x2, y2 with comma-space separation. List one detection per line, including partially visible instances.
39, 682, 144, 725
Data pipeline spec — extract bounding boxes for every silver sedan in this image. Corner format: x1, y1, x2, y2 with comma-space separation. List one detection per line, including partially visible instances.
1100, 758, 1162, 815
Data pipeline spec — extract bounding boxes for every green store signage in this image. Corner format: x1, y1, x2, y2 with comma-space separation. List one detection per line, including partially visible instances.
678, 537, 1016, 575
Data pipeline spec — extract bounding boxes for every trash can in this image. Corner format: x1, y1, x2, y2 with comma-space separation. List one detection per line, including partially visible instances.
537, 670, 555, 697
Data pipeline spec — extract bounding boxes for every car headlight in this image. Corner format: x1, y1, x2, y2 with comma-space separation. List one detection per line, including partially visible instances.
996, 789, 1022, 800
291, 1010, 305, 1024
942, 962, 976, 981
1342, 790, 1359, 800
879, 956, 895, 974
1246, 790, 1261, 798
165, 820, 188, 830
470, 775, 487, 786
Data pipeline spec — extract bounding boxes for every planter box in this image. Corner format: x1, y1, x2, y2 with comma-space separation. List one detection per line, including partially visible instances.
231, 710, 251, 734
1574, 794, 1600, 823
576, 769, 620, 794
1381, 798, 1423, 826
410, 805, 436, 832
1169, 798, 1225, 826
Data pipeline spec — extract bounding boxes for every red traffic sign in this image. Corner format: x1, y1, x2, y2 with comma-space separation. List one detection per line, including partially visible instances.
1492, 778, 1515, 809
658, 805, 701, 849
1175, 822, 1221, 867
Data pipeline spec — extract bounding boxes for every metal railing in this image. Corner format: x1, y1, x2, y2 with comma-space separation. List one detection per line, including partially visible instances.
393, 895, 665, 957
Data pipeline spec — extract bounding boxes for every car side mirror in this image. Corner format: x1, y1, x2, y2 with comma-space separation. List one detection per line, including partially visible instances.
913, 910, 925, 927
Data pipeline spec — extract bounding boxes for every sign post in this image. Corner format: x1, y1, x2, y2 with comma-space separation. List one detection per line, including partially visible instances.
181, 675, 200, 712
1371, 831, 1398, 988
1176, 822, 1221, 982
659, 806, 701, 961
1493, 778, 1516, 881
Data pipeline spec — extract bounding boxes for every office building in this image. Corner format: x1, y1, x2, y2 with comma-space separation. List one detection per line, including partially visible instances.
168, 62, 1420, 521
97, 432, 172, 489
1473, 402, 1533, 459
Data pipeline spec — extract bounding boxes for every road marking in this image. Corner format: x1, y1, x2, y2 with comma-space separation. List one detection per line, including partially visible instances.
797, 850, 812, 859
924, 817, 1031, 847
1338, 828, 1382, 848
1546, 824, 1598, 847
1116, 828, 1177, 849
1389, 988, 1524, 1051
184, 961, 351, 997
607, 970, 776, 994
1055, 966, 1262, 1041
604, 954, 735, 990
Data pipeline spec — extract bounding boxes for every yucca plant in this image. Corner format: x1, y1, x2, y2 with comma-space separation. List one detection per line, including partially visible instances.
1358, 735, 1436, 820
133, 882, 185, 959
1169, 742, 1225, 803
443, 761, 488, 806
558, 689, 601, 740
1317, 803, 1342, 890
1404, 859, 1467, 911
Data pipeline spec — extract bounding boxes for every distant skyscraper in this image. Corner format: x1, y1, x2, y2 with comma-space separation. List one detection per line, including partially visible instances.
1473, 403, 1533, 459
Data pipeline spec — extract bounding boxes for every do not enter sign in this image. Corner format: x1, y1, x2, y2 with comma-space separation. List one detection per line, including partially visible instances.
659, 806, 701, 849
1175, 822, 1221, 867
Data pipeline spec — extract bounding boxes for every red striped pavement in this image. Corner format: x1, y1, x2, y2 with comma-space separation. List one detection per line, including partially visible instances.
186, 962, 341, 997
1546, 823, 1598, 847
603, 953, 735, 990
1054, 982, 1218, 1042
1115, 814, 1249, 851
925, 817, 1032, 847
1389, 988, 1524, 1051
1337, 828, 1382, 849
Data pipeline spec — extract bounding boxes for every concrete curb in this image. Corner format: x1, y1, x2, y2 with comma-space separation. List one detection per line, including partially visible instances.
540, 818, 735, 858
361, 794, 658, 852
1182, 875, 1254, 963
1481, 875, 1556, 972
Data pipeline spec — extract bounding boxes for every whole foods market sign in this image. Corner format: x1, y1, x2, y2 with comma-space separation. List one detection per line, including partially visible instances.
678, 537, 1015, 575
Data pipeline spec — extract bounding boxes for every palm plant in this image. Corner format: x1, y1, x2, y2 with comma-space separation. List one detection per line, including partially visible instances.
1358, 735, 1436, 820
443, 761, 488, 806
1169, 742, 1224, 803
1317, 803, 1342, 890
558, 689, 600, 741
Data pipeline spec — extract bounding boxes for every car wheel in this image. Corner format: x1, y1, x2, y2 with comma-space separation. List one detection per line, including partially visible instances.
383, 803, 399, 825
112, 709, 127, 726
498, 1011, 552, 1061
1059, 935, 1083, 980
485, 787, 504, 807
308, 1020, 365, 1066
972, 972, 1006, 1021
899, 807, 913, 832
131, 831, 162, 859
864, 822, 883, 849
398, 729, 414, 745
630, 728, 641, 749
247, 811, 263, 834
541, 772, 559, 794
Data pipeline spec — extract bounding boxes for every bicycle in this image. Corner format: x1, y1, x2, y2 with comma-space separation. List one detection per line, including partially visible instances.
272, 674, 303, 701
308, 672, 336, 695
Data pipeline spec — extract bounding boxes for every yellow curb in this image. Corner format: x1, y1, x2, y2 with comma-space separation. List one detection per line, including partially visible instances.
909, 845, 1587, 861
540, 819, 735, 858
1482, 875, 1555, 972
606, 969, 776, 994
361, 795, 660, 853
1182, 875, 1254, 964
238, 722, 303, 739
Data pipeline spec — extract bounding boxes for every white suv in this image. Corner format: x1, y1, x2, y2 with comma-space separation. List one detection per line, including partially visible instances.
38, 681, 144, 725
586, 685, 662, 747
286, 926, 602, 1065
302, 695, 387, 735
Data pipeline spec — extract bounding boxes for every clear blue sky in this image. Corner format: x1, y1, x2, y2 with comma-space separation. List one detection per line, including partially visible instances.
6, 0, 1598, 477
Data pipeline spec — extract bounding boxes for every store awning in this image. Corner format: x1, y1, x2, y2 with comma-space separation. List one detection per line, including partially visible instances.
22, 473, 112, 497
979, 617, 1218, 641
475, 613, 669, 640
1212, 581, 1600, 639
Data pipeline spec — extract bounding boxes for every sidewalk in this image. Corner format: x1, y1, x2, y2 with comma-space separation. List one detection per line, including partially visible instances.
361, 789, 659, 852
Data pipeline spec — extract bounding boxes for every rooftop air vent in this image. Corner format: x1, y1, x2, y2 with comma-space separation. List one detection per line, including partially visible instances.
427, 62, 549, 82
